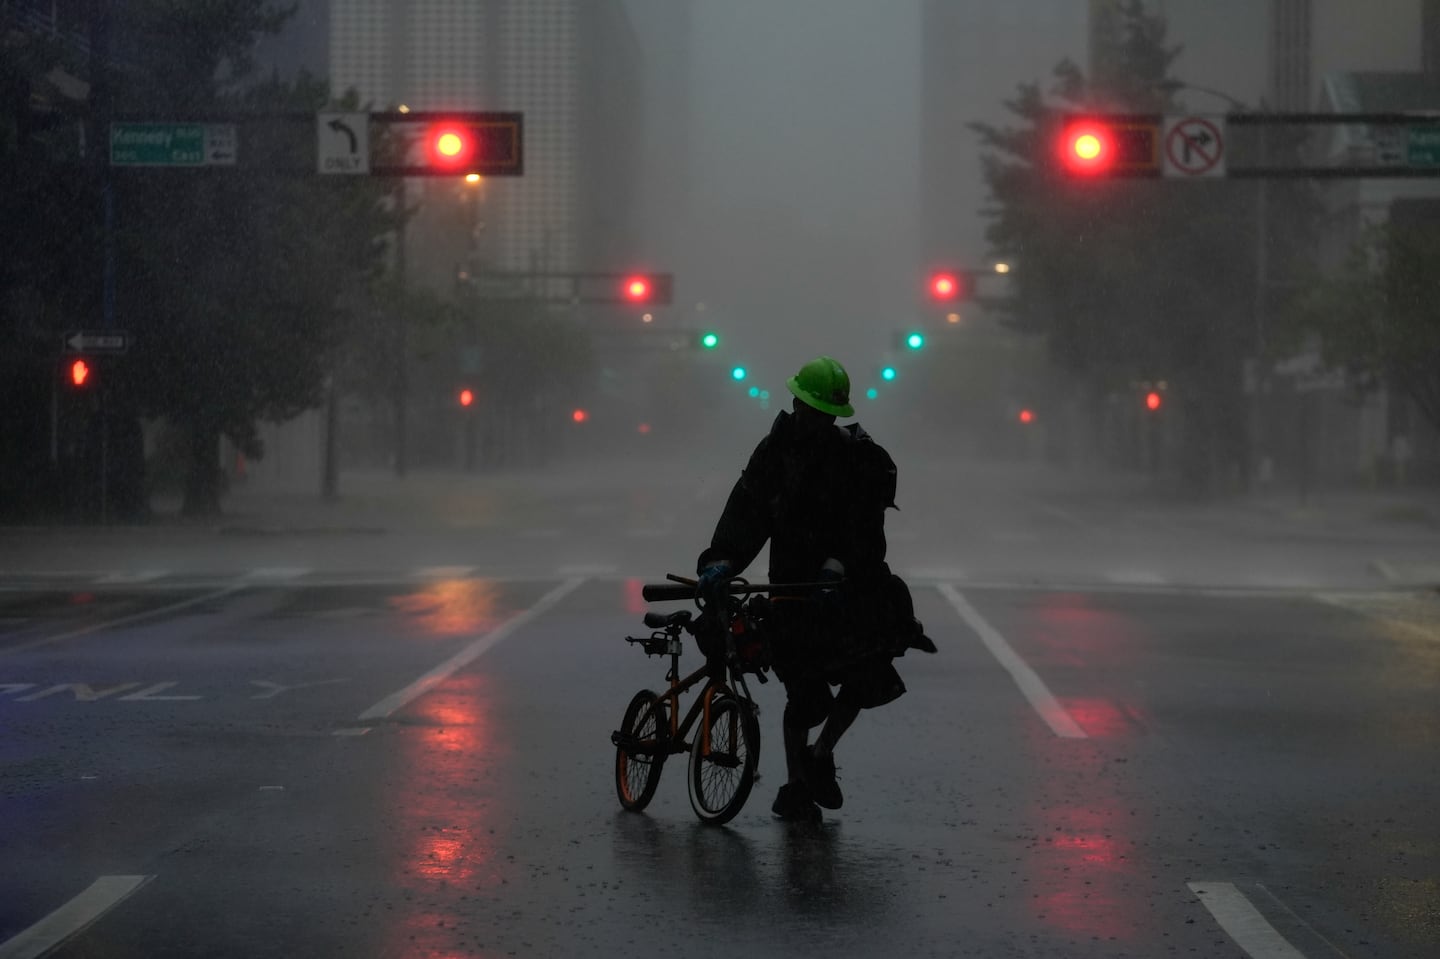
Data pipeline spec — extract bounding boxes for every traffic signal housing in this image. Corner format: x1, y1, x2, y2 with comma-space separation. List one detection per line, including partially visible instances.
616, 273, 673, 305
1057, 116, 1159, 177
374, 112, 524, 177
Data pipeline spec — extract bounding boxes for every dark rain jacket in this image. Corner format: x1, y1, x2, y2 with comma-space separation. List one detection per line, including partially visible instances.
697, 411, 897, 589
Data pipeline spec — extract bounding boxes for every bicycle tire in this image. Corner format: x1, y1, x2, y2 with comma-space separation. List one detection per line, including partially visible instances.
614, 689, 669, 811
687, 693, 760, 825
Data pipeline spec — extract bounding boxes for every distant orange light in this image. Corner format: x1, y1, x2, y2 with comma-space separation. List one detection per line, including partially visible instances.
1019, 409, 1034, 424
572, 408, 588, 423
70, 359, 90, 386
1145, 391, 1162, 411
458, 388, 474, 407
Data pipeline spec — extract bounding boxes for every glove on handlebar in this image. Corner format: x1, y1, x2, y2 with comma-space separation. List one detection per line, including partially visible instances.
697, 561, 732, 589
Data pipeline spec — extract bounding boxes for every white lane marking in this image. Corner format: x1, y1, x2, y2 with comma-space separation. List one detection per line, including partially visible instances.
356, 577, 586, 721
1105, 570, 1167, 586
245, 567, 311, 581
1368, 559, 1400, 583
1187, 882, 1308, 959
332, 727, 371, 737
557, 564, 617, 576
97, 570, 169, 584
412, 565, 476, 579
937, 584, 1087, 739
0, 586, 242, 659
0, 874, 153, 959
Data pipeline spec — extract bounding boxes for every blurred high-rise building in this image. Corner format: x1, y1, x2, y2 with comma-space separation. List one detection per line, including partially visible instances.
919, 1, 1086, 267
329, 0, 642, 279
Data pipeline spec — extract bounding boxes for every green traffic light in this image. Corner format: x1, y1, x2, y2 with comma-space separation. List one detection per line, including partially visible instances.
881, 366, 897, 381
906, 332, 925, 350
731, 366, 747, 381
748, 386, 759, 397
701, 331, 719, 349
866, 387, 878, 400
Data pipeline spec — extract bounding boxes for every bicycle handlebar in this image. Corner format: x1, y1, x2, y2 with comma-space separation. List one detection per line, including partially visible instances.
641, 574, 838, 603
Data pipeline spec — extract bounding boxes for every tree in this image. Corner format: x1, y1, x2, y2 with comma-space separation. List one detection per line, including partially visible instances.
1291, 212, 1440, 435
970, 3, 1260, 492
104, 4, 394, 515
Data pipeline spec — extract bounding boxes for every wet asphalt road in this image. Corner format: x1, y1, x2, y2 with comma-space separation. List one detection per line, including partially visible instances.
1, 459, 1438, 957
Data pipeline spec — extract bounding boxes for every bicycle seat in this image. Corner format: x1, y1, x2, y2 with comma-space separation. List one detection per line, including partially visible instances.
644, 610, 693, 629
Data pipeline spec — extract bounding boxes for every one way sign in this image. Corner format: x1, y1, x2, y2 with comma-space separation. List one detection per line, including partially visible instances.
317, 113, 369, 175
64, 330, 129, 353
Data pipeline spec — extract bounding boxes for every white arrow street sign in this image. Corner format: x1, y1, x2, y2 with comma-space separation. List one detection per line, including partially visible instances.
64, 331, 129, 353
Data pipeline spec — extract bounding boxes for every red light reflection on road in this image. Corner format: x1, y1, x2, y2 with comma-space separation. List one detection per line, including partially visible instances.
389, 578, 500, 637
1018, 593, 1149, 943
385, 671, 503, 954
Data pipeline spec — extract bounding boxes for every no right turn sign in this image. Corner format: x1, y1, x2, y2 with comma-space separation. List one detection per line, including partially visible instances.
1162, 115, 1227, 178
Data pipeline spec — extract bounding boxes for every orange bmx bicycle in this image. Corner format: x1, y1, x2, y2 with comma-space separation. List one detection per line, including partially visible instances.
611, 573, 810, 825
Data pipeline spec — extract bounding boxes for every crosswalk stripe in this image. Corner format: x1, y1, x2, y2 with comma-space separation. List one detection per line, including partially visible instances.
97, 570, 169, 584
412, 566, 476, 579
1104, 570, 1167, 586
244, 567, 311, 581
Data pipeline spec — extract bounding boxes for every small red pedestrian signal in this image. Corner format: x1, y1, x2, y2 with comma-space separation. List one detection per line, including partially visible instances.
458, 388, 474, 407
70, 359, 91, 387
1145, 391, 1163, 411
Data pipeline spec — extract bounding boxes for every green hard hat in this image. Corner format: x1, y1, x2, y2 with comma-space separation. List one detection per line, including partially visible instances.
786, 356, 854, 417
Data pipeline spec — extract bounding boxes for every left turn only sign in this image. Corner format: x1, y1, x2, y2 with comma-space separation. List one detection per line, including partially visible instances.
317, 113, 369, 174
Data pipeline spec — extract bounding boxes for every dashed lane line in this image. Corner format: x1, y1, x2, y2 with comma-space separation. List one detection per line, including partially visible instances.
1188, 882, 1308, 959
0, 585, 244, 659
937, 583, 1087, 739
352, 577, 586, 724
0, 875, 153, 959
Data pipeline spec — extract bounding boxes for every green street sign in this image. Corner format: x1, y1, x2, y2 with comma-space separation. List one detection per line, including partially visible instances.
111, 123, 237, 167
1407, 127, 1440, 167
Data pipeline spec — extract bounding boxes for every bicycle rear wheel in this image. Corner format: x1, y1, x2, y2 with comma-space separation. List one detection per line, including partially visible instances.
687, 693, 759, 825
614, 689, 669, 811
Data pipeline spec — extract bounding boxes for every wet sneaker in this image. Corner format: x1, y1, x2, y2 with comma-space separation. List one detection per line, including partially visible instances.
771, 782, 822, 822
804, 748, 843, 809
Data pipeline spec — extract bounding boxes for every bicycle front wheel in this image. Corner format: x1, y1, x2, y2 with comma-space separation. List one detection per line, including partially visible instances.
614, 689, 669, 811
687, 693, 759, 825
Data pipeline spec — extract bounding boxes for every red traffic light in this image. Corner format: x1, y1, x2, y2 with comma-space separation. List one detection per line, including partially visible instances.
1061, 122, 1113, 175
1145, 391, 1163, 411
458, 388, 474, 407
70, 359, 91, 387
929, 272, 962, 300
624, 276, 651, 301
426, 122, 478, 172
572, 408, 589, 424
1019, 409, 1034, 424
1058, 118, 1159, 177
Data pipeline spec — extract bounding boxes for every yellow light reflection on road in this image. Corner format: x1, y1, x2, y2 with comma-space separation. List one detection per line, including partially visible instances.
389, 578, 500, 637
